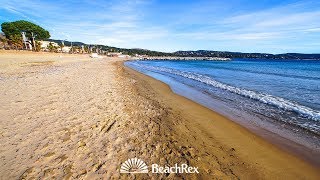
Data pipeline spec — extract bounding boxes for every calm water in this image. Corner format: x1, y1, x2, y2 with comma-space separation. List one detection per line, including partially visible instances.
125, 59, 320, 135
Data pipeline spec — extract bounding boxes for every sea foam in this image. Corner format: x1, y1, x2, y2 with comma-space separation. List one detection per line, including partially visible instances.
129, 62, 320, 122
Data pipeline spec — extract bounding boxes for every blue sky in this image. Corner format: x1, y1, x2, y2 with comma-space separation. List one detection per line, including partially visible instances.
0, 0, 320, 53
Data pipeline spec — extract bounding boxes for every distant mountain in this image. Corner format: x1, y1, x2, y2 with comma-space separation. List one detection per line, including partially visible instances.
173, 50, 320, 60
46, 39, 320, 60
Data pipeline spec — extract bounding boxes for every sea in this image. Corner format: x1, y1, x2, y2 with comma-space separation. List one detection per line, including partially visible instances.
125, 59, 320, 140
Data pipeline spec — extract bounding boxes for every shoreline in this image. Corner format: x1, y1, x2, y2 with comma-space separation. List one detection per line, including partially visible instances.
0, 51, 319, 179
122, 61, 320, 178
124, 60, 320, 167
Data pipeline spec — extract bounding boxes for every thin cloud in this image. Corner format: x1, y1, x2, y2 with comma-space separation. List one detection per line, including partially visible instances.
0, 0, 319, 53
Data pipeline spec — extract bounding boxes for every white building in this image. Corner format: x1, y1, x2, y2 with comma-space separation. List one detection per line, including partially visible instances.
40, 41, 59, 48
39, 41, 61, 51
39, 41, 72, 52
107, 52, 122, 57
61, 46, 71, 53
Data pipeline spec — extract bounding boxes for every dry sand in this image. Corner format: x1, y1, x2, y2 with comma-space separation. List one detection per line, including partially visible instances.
0, 51, 319, 179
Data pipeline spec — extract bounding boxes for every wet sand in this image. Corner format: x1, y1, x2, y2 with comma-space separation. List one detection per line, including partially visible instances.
0, 51, 319, 179
124, 62, 320, 179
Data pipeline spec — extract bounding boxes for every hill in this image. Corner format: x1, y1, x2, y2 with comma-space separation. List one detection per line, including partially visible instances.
47, 39, 320, 60
174, 50, 320, 60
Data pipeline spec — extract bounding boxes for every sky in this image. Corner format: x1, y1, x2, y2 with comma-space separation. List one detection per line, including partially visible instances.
0, 0, 320, 53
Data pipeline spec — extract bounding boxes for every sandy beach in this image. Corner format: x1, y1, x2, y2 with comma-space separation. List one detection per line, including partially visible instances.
0, 51, 319, 179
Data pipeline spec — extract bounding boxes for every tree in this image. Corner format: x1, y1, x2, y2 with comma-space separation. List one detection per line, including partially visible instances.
34, 41, 42, 52
47, 42, 58, 52
1, 20, 50, 40
84, 46, 89, 53
60, 43, 64, 52
0, 35, 8, 49
70, 46, 80, 53
9, 34, 23, 50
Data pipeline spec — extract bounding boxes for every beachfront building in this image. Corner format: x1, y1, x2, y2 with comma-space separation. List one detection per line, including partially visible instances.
61, 46, 71, 53
39, 40, 72, 52
134, 54, 148, 58
40, 40, 59, 51
107, 52, 123, 57
40, 41, 58, 49
118, 54, 131, 58
107, 52, 131, 58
